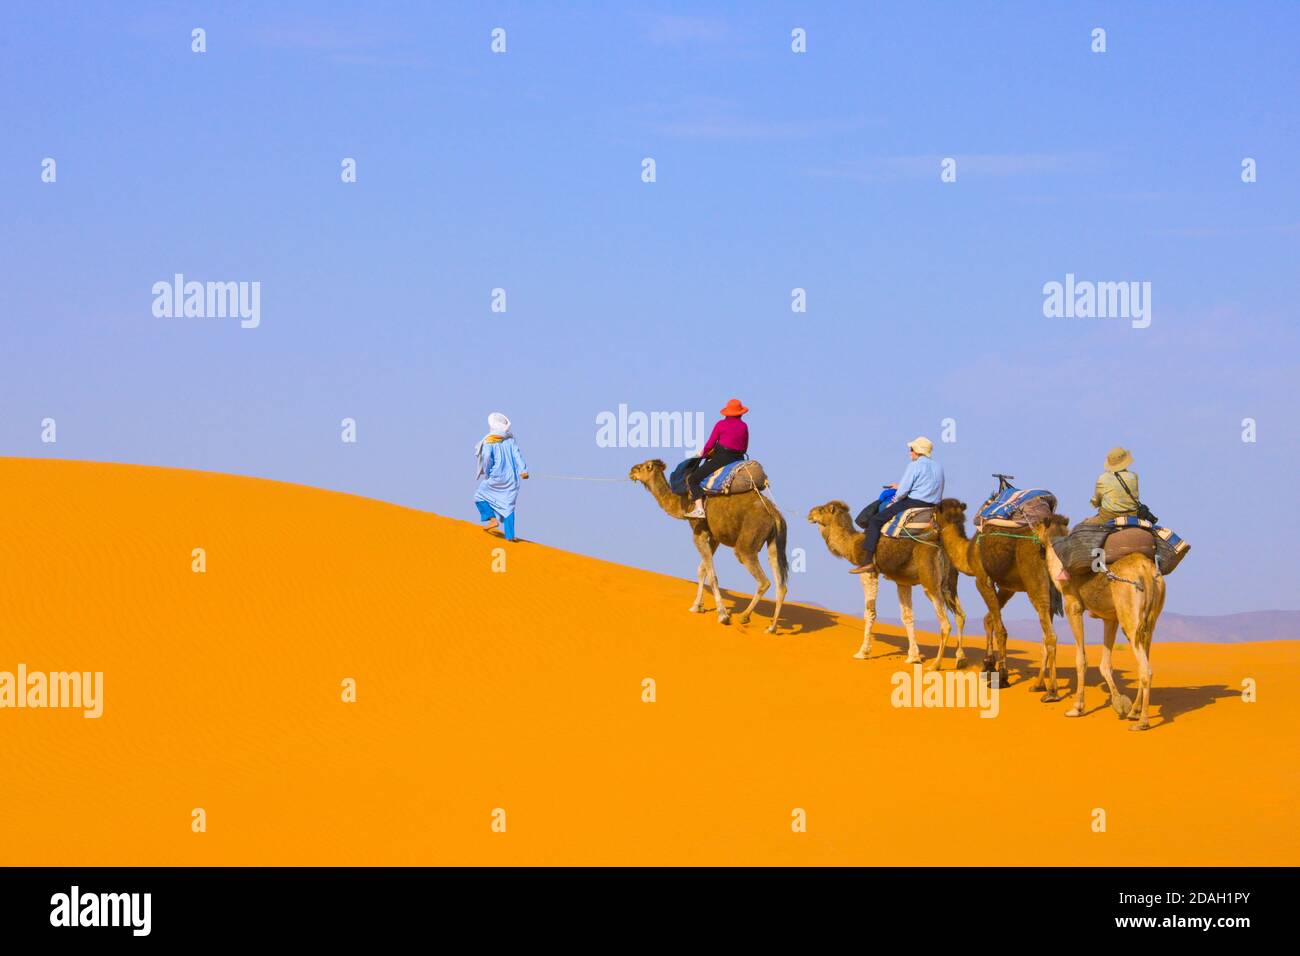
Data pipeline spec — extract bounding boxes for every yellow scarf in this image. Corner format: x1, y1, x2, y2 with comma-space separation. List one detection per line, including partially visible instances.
482, 434, 505, 445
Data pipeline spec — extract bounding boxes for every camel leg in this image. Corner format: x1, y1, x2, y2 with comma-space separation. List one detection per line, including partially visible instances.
950, 592, 968, 669
979, 584, 1011, 673
990, 587, 1014, 685
1130, 572, 1164, 730
1027, 593, 1056, 695
689, 559, 710, 613
924, 585, 955, 672
853, 573, 879, 659
899, 584, 924, 664
765, 537, 787, 635
1060, 595, 1086, 713
692, 532, 729, 625
1098, 618, 1131, 718
1130, 636, 1153, 731
1113, 585, 1151, 728
733, 548, 770, 626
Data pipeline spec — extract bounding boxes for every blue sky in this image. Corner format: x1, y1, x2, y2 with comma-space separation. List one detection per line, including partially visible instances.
3, 1, 1297, 620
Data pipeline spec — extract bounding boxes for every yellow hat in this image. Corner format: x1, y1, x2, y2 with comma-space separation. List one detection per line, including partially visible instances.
1104, 446, 1133, 471
908, 436, 934, 457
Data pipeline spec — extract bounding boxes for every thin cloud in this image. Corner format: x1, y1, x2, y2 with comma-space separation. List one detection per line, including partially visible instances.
251, 20, 428, 68
651, 114, 875, 142
254, 23, 378, 51
1148, 221, 1300, 239
643, 14, 730, 45
807, 152, 1100, 182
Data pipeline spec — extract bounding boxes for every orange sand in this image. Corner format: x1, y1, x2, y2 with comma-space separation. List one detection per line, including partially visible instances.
1, 458, 1296, 866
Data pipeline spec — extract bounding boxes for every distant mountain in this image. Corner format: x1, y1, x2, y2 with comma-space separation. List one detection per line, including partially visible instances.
870, 609, 1300, 644
1003, 610, 1300, 644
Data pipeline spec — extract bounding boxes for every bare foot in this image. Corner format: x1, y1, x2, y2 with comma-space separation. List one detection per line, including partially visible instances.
482, 519, 499, 533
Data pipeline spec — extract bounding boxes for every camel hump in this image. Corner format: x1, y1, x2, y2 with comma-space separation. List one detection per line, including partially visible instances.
699, 459, 768, 496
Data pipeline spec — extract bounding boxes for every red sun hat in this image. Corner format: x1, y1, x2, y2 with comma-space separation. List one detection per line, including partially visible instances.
720, 398, 749, 417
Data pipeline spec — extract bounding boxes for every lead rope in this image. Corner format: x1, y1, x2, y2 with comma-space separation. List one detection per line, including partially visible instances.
1105, 569, 1145, 592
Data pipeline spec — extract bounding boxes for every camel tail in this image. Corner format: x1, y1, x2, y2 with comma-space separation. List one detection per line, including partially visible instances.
1138, 564, 1162, 643
772, 511, 790, 586
935, 542, 961, 614
1049, 583, 1063, 619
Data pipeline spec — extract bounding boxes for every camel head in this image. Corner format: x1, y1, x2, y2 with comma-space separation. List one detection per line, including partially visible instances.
807, 500, 852, 528
935, 498, 967, 529
1042, 513, 1070, 538
628, 459, 668, 486
1032, 514, 1070, 548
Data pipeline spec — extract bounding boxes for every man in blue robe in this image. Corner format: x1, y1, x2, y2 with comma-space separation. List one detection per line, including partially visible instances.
475, 412, 529, 541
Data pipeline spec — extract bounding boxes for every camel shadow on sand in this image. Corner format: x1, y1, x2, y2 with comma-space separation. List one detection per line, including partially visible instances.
713, 591, 840, 635
848, 632, 1239, 730
986, 644, 1239, 729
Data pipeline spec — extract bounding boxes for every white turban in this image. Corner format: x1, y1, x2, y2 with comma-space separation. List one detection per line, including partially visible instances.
476, 412, 514, 467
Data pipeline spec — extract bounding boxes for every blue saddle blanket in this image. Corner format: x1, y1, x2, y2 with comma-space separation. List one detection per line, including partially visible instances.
699, 459, 770, 495
881, 506, 936, 539
976, 486, 1057, 526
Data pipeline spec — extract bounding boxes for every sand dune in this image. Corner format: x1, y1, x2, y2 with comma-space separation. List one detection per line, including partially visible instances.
1, 458, 1296, 865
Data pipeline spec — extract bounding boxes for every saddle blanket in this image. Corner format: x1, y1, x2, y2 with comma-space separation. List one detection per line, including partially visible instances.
699, 459, 769, 496
1053, 517, 1190, 576
881, 506, 936, 540
974, 486, 1057, 529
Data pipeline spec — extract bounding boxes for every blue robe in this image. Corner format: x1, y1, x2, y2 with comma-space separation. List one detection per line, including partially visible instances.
475, 438, 527, 519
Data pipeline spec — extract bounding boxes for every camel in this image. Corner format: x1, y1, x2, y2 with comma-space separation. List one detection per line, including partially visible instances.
629, 459, 788, 633
933, 499, 1069, 695
807, 501, 965, 666
1034, 523, 1167, 731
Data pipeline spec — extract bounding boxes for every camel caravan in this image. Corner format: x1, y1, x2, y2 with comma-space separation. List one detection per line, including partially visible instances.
629, 401, 1190, 732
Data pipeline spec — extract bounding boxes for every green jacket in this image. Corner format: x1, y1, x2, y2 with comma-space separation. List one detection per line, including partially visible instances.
1091, 469, 1139, 518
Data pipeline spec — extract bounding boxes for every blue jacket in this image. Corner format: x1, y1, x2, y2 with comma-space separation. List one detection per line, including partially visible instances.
892, 456, 944, 505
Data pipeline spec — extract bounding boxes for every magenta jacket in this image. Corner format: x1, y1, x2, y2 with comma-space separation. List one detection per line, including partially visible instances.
701, 418, 749, 456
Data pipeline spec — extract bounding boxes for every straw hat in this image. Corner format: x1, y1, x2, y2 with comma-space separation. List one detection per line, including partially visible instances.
1104, 446, 1133, 471
720, 398, 749, 417
908, 436, 933, 457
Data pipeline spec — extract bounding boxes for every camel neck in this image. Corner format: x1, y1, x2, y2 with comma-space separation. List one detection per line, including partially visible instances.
939, 523, 978, 576
646, 471, 689, 519
822, 519, 864, 562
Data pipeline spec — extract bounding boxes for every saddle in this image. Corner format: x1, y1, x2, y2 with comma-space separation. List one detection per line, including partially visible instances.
697, 460, 769, 496
881, 506, 937, 541
974, 485, 1057, 530
1053, 516, 1190, 576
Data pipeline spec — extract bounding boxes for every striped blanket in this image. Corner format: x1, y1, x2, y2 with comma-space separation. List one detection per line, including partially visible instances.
881, 507, 937, 541
699, 460, 769, 496
974, 486, 1057, 529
